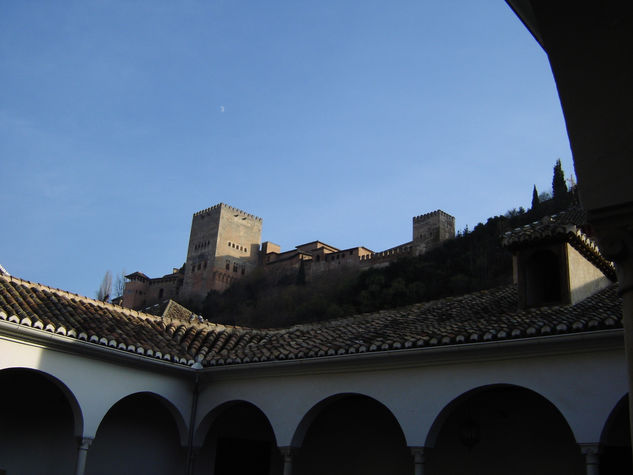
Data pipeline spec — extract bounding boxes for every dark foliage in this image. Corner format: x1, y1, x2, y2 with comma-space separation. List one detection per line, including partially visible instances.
531, 185, 540, 211
552, 159, 569, 206
183, 194, 575, 328
182, 162, 579, 328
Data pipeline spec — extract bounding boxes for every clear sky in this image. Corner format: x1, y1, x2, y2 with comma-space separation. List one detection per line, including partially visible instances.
1, 1, 574, 299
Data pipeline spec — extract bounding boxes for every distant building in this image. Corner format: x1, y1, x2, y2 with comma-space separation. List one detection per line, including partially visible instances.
122, 204, 455, 310
179, 204, 262, 302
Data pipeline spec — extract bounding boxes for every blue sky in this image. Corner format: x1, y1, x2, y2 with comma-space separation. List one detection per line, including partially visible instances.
1, 1, 574, 299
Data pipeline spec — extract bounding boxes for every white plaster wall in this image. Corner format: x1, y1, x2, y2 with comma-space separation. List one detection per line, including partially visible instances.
196, 342, 626, 448
0, 337, 193, 441
1, 330, 626, 466
567, 243, 612, 304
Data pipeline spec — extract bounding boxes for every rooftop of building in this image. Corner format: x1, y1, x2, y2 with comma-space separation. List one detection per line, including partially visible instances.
502, 206, 616, 280
0, 207, 620, 369
193, 202, 263, 222
0, 275, 622, 369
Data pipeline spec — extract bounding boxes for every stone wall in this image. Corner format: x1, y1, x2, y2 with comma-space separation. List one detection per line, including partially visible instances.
122, 206, 454, 309
181, 204, 262, 302
412, 210, 455, 254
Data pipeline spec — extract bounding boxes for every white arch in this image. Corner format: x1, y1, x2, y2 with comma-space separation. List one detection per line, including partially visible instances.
194, 399, 278, 447
0, 335, 192, 441
423, 383, 575, 448
290, 392, 406, 448
0, 366, 84, 437
600, 392, 629, 444
93, 391, 189, 446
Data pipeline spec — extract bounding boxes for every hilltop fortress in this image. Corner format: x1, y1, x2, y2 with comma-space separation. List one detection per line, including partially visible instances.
122, 203, 455, 310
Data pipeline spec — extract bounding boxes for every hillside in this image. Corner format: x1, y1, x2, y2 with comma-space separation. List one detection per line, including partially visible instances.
185, 186, 577, 328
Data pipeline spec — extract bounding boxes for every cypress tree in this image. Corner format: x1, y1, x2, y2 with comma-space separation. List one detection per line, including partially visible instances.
531, 185, 540, 211
552, 159, 568, 203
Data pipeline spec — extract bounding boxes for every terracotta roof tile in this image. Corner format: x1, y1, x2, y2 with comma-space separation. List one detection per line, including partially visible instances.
502, 207, 616, 279
0, 273, 623, 369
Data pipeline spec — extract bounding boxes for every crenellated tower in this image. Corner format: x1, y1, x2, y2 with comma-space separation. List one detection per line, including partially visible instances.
412, 210, 455, 254
180, 203, 262, 302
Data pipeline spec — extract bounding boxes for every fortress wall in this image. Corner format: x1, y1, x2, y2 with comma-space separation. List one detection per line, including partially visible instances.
145, 276, 182, 305
412, 210, 455, 253
306, 249, 363, 277
182, 204, 262, 301
122, 279, 149, 309
358, 246, 415, 270
124, 205, 455, 309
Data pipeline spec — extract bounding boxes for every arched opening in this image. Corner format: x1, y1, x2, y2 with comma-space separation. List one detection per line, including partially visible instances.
426, 385, 584, 475
86, 392, 186, 475
600, 394, 632, 475
0, 368, 81, 475
292, 393, 410, 475
194, 400, 281, 475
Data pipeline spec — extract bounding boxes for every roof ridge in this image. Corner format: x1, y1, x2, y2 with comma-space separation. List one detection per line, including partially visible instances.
0, 273, 160, 322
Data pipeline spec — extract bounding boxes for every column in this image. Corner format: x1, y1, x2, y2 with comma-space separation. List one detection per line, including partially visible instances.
279, 447, 294, 475
75, 437, 93, 475
594, 224, 633, 459
410, 446, 425, 475
579, 443, 600, 475
185, 446, 200, 475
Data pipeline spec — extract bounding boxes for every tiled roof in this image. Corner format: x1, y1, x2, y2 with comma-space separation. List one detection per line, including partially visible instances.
189, 284, 621, 366
140, 299, 194, 320
502, 207, 616, 280
0, 273, 622, 369
0, 275, 197, 366
162, 300, 203, 323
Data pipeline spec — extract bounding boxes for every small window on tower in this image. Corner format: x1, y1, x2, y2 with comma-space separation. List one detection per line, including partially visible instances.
225, 260, 230, 270
233, 263, 238, 273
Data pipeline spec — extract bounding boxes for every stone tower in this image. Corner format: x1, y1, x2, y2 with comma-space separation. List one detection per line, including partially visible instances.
180, 204, 262, 302
412, 210, 455, 254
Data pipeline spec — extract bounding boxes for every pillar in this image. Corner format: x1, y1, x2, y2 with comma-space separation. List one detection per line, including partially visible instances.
410, 446, 425, 475
279, 447, 294, 475
75, 437, 93, 475
580, 443, 600, 475
594, 223, 633, 464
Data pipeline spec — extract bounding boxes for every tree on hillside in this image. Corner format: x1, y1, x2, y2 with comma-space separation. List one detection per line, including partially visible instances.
531, 185, 540, 211
552, 159, 568, 202
97, 271, 113, 302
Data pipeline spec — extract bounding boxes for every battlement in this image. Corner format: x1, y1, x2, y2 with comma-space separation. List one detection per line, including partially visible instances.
193, 203, 262, 222
359, 245, 414, 262
123, 204, 454, 310
413, 209, 454, 224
